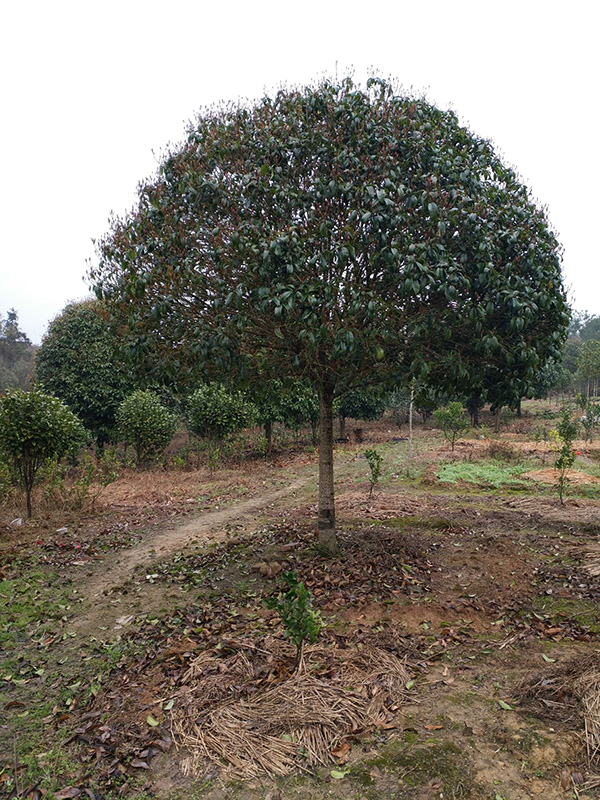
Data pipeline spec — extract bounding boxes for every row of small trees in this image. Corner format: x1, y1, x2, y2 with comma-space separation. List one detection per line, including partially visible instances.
0, 382, 393, 518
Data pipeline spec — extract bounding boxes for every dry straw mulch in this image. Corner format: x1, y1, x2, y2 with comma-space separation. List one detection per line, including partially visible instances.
171, 637, 410, 779
516, 653, 600, 770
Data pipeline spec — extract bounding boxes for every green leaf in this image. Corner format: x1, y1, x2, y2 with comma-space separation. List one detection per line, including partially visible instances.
330, 769, 348, 780
146, 715, 160, 726
497, 700, 513, 711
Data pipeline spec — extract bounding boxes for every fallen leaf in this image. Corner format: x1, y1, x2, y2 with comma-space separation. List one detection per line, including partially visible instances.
424, 724, 444, 731
331, 742, 351, 759
146, 715, 160, 727
4, 700, 26, 710
330, 769, 348, 780
542, 653, 556, 663
497, 700, 513, 711
54, 788, 81, 799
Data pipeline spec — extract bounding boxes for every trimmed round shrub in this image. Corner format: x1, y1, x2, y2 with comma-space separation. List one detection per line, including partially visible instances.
116, 390, 176, 465
0, 388, 88, 517
187, 384, 256, 441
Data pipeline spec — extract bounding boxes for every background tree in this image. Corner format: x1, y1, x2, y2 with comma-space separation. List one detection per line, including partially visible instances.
187, 384, 256, 447
562, 338, 583, 376
0, 389, 88, 518
278, 382, 320, 445
529, 357, 572, 402
249, 379, 318, 453
35, 300, 134, 445
334, 387, 387, 440
92, 78, 569, 552
249, 380, 286, 454
0, 309, 35, 392
115, 390, 176, 466
577, 340, 600, 397
568, 310, 589, 338
387, 387, 411, 428
572, 313, 600, 342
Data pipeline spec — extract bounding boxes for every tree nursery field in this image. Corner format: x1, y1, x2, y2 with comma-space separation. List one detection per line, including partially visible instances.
3, 410, 600, 800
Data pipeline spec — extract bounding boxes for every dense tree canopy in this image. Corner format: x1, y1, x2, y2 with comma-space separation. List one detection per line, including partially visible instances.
91, 78, 569, 550
35, 300, 134, 445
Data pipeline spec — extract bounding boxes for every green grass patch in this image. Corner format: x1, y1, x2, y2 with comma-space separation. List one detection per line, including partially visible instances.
436, 462, 528, 489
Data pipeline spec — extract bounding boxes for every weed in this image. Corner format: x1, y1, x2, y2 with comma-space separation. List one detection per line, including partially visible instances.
436, 462, 528, 489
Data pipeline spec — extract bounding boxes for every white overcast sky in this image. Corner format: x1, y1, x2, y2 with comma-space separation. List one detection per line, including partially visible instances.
1, 0, 597, 343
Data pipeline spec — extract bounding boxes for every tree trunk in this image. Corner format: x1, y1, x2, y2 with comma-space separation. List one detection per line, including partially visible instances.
264, 420, 273, 456
516, 398, 522, 418
407, 382, 414, 476
25, 485, 32, 519
310, 418, 319, 446
318, 384, 337, 554
339, 414, 346, 441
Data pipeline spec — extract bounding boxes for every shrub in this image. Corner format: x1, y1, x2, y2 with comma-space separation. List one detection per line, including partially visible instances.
41, 450, 119, 512
433, 402, 470, 451
187, 383, 256, 457
115, 390, 176, 466
0, 389, 88, 517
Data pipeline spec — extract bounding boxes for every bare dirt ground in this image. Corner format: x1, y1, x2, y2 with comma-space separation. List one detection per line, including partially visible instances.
3, 417, 600, 800
73, 473, 312, 635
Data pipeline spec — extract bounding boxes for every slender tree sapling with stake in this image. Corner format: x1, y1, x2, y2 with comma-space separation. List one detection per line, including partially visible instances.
364, 447, 383, 498
549, 409, 579, 505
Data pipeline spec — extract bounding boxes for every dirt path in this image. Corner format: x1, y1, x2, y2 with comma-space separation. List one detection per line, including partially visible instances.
73, 474, 311, 633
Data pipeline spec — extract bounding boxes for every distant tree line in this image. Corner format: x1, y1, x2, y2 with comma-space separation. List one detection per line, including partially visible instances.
0, 309, 36, 392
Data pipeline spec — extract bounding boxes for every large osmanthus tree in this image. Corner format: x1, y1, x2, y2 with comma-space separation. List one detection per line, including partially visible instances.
91, 78, 569, 552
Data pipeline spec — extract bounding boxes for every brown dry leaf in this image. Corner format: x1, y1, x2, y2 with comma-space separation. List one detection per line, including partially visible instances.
4, 700, 26, 710
560, 767, 572, 790
54, 788, 81, 799
331, 742, 351, 761
424, 724, 444, 731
